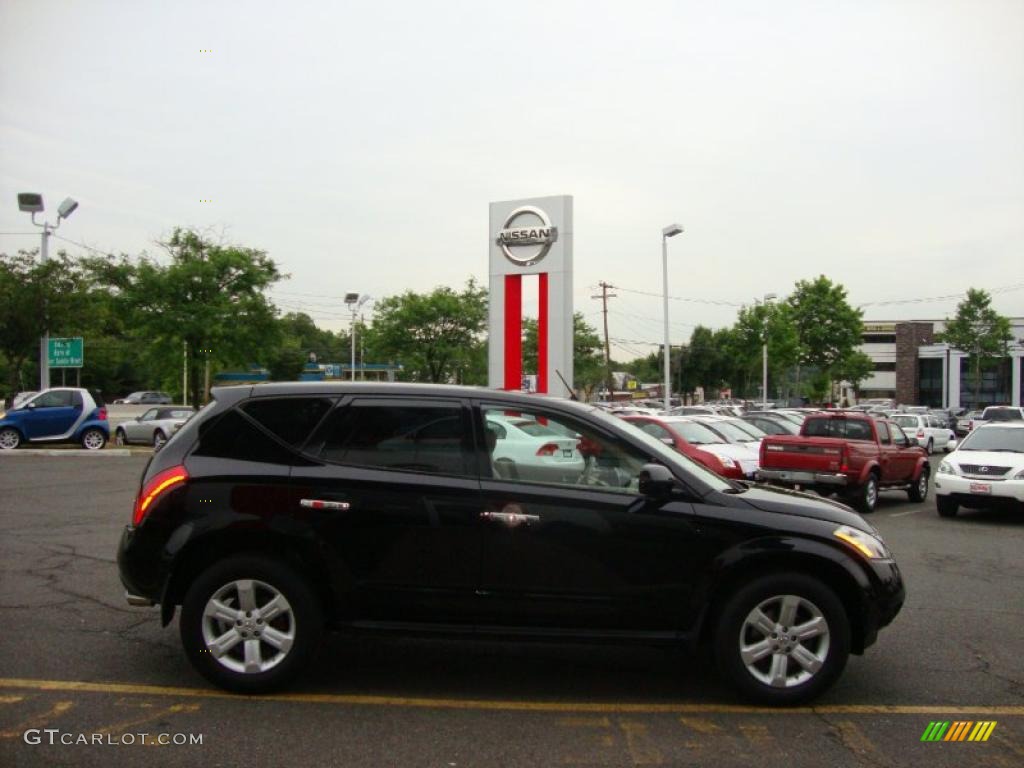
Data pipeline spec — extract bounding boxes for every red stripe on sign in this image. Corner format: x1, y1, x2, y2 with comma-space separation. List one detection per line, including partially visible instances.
504, 274, 522, 391
538, 273, 548, 394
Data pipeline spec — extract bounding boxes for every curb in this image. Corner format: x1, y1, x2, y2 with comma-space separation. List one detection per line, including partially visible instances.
0, 449, 146, 457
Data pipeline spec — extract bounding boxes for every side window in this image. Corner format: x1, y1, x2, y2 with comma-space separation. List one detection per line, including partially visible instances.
141, 409, 158, 422
482, 405, 648, 493
34, 391, 74, 408
192, 409, 297, 464
892, 425, 909, 447
243, 397, 334, 448
314, 400, 472, 476
876, 421, 891, 444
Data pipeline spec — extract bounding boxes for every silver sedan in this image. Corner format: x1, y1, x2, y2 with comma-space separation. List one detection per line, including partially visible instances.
114, 407, 195, 449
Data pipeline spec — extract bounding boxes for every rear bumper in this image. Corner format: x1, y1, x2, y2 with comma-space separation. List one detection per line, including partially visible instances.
756, 469, 849, 487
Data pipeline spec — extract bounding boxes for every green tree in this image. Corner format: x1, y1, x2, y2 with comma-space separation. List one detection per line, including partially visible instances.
522, 313, 605, 397
786, 276, 864, 399
0, 250, 96, 396
364, 279, 487, 384
86, 229, 283, 404
938, 288, 1014, 408
834, 350, 874, 404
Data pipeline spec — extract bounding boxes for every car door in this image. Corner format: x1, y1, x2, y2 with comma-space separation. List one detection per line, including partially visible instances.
291, 396, 483, 625
475, 401, 702, 633
889, 425, 920, 480
23, 390, 81, 438
129, 409, 159, 442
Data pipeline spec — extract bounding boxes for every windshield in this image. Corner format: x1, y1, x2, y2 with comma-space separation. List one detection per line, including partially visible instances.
580, 406, 734, 492
701, 419, 760, 443
982, 408, 1023, 422
724, 419, 766, 439
890, 415, 920, 429
668, 420, 727, 445
958, 427, 1024, 452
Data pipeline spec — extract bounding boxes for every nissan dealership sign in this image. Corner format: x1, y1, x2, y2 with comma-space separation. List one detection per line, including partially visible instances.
497, 205, 559, 266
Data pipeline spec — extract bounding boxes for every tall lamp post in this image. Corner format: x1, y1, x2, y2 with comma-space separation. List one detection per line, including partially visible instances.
345, 293, 371, 381
761, 293, 777, 408
17, 193, 79, 391
661, 223, 684, 412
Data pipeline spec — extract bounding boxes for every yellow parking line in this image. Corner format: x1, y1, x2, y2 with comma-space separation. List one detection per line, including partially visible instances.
0, 700, 73, 740
1, 678, 1024, 715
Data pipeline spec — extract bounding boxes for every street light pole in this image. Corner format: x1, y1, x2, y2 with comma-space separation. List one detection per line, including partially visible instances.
661, 224, 683, 412
761, 293, 777, 409
17, 193, 79, 391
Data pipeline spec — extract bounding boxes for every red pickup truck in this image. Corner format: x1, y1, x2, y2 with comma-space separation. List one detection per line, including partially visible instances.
756, 411, 930, 513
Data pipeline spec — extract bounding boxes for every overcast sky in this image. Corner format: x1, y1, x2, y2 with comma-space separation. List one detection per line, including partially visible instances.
2, 0, 1022, 359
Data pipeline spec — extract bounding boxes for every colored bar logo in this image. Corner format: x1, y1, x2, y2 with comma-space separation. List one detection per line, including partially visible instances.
920, 721, 997, 742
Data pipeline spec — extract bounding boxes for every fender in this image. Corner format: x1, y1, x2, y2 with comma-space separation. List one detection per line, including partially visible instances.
855, 460, 882, 486
911, 456, 930, 481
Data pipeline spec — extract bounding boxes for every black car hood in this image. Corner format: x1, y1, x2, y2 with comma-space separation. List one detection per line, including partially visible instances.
730, 484, 876, 533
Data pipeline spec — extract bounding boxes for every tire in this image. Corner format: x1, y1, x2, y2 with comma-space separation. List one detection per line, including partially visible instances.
926, 439, 934, 455
114, 429, 127, 447
852, 472, 879, 514
179, 555, 322, 693
0, 427, 22, 450
153, 430, 167, 451
80, 428, 106, 450
936, 495, 959, 518
714, 572, 850, 705
908, 467, 929, 503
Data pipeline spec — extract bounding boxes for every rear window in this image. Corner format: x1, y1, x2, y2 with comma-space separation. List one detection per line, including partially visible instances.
242, 397, 334, 447
313, 400, 472, 476
982, 408, 1023, 422
804, 418, 874, 441
192, 409, 297, 464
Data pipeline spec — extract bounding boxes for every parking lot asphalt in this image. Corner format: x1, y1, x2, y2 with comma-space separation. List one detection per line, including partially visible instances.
1, 454, 1022, 767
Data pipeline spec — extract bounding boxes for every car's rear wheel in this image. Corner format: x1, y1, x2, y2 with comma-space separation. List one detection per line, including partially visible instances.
114, 429, 127, 447
180, 555, 322, 693
153, 430, 167, 450
852, 472, 879, 514
80, 428, 106, 450
0, 427, 22, 450
936, 495, 959, 518
714, 572, 850, 705
908, 468, 929, 503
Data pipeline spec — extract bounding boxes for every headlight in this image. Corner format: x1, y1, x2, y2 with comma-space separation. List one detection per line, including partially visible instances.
833, 525, 891, 560
0, 411, 6, 420
938, 460, 960, 475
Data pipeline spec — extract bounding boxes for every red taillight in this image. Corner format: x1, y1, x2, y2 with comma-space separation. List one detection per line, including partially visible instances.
536, 442, 559, 457
917, 430, 925, 438
133, 465, 188, 526
98, 407, 108, 421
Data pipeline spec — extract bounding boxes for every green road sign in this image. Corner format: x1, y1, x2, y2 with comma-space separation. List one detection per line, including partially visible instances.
48, 337, 84, 368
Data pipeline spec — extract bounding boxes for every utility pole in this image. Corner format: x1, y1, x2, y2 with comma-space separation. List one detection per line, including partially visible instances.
591, 282, 616, 400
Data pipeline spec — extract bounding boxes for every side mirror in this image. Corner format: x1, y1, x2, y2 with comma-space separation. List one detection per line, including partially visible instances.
907, 437, 919, 448
638, 463, 676, 498
660, 437, 674, 445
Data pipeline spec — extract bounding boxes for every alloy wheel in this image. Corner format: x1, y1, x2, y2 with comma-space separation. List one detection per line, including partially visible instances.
738, 594, 831, 688
201, 579, 296, 675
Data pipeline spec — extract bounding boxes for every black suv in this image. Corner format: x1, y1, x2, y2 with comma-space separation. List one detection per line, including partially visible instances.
117, 383, 905, 704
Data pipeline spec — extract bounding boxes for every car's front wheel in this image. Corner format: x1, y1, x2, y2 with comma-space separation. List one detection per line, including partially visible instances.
714, 572, 850, 705
0, 427, 22, 450
114, 429, 128, 447
153, 430, 167, 450
80, 428, 106, 450
179, 555, 323, 693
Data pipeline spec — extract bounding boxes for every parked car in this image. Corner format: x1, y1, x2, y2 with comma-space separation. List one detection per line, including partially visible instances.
0, 388, 108, 450
935, 423, 1024, 517
757, 411, 930, 513
957, 410, 983, 436
115, 406, 197, 449
975, 406, 1024, 428
620, 414, 744, 479
484, 413, 585, 482
690, 415, 765, 454
117, 383, 904, 704
115, 391, 173, 405
887, 413, 956, 454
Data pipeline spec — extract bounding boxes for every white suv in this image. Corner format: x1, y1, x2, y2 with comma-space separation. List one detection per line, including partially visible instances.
934, 423, 1024, 517
889, 413, 956, 454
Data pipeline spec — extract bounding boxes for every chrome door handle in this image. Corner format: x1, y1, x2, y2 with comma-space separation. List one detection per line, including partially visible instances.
300, 499, 351, 511
480, 510, 540, 527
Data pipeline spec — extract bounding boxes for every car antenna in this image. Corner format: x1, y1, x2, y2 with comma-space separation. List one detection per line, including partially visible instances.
555, 369, 578, 401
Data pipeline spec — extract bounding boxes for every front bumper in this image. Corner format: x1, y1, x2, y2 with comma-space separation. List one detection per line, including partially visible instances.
757, 469, 849, 487
934, 473, 1024, 504
859, 557, 905, 650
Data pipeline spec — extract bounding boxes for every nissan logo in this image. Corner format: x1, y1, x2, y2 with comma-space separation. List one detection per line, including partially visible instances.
496, 205, 558, 266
